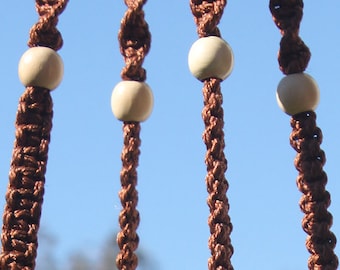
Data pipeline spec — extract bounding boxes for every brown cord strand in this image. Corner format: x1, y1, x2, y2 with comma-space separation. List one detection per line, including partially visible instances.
269, 0, 311, 74
0, 87, 53, 270
0, 1, 68, 269
203, 79, 233, 270
270, 1, 338, 268
190, 1, 233, 269
189, 0, 226, 38
290, 112, 338, 270
118, 0, 151, 81
116, 123, 141, 270
116, 1, 150, 269
28, 0, 68, 50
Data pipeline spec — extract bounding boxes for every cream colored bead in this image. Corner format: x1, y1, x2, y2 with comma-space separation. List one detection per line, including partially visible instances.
18, 47, 64, 90
188, 36, 234, 81
276, 73, 320, 116
111, 81, 153, 122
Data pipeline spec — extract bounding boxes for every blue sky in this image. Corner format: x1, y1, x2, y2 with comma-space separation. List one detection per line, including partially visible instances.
1, 1, 340, 269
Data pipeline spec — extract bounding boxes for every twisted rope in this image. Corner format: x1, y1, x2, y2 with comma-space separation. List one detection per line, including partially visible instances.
28, 0, 68, 50
269, 0, 310, 74
118, 0, 151, 81
190, 0, 226, 38
291, 112, 338, 269
190, 1, 233, 269
116, 1, 150, 269
270, 1, 338, 268
203, 79, 233, 270
116, 123, 141, 270
0, 1, 67, 269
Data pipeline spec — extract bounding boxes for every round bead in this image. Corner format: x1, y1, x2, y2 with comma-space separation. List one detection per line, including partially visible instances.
188, 36, 234, 81
18, 47, 64, 90
276, 73, 320, 116
111, 81, 153, 122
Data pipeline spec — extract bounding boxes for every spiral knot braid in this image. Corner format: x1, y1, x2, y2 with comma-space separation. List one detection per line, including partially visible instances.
203, 79, 233, 270
119, 0, 151, 81
190, 1, 233, 269
28, 0, 68, 51
270, 1, 338, 268
269, 0, 310, 74
290, 112, 338, 270
116, 1, 150, 269
189, 0, 226, 37
116, 123, 141, 270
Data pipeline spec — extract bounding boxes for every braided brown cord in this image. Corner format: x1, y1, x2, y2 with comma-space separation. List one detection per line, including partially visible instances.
116, 1, 150, 269
269, 0, 310, 74
190, 1, 233, 269
28, 0, 68, 50
118, 0, 151, 81
0, 1, 67, 269
190, 0, 226, 38
116, 123, 141, 270
291, 112, 338, 269
270, 1, 338, 269
0, 87, 53, 270
203, 79, 233, 270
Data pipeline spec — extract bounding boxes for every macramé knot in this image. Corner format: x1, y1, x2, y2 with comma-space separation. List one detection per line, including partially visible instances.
119, 3, 151, 81
190, 0, 227, 37
28, 0, 68, 50
269, 0, 310, 74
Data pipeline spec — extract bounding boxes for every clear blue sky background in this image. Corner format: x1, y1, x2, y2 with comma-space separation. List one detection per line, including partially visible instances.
1, 1, 340, 269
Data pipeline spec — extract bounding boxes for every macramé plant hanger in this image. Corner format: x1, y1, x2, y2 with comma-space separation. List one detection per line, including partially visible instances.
0, 0, 338, 270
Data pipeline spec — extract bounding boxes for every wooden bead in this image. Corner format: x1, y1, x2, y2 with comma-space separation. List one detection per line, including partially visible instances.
188, 36, 234, 81
276, 73, 320, 115
111, 81, 153, 122
18, 47, 63, 90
